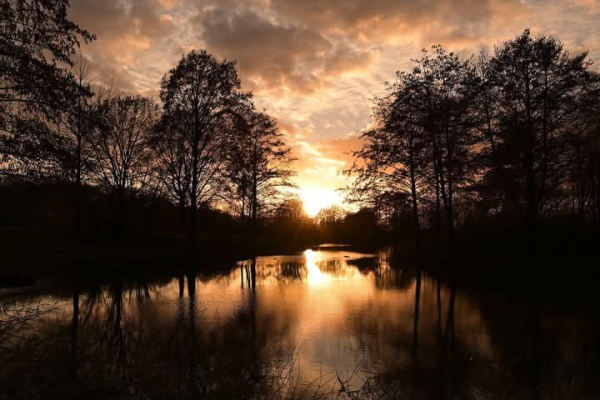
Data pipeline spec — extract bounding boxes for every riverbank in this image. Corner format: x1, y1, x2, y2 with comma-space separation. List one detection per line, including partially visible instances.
3, 222, 598, 309
406, 223, 600, 310
0, 226, 325, 288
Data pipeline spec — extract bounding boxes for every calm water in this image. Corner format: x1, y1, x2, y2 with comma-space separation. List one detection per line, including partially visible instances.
0, 246, 598, 399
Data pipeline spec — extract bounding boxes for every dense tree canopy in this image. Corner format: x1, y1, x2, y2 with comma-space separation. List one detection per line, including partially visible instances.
349, 30, 600, 240
226, 109, 295, 224
0, 0, 94, 117
159, 50, 248, 245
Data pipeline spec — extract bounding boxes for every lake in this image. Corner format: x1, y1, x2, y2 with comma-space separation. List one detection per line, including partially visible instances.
0, 245, 598, 399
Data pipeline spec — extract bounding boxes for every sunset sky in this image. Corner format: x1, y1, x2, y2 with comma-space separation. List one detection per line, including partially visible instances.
68, 0, 600, 208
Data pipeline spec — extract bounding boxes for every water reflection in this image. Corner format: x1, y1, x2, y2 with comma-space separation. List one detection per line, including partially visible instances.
0, 248, 598, 399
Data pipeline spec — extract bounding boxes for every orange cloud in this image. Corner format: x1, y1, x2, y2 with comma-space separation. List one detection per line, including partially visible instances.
197, 8, 374, 94
70, 0, 177, 92
266, 0, 525, 45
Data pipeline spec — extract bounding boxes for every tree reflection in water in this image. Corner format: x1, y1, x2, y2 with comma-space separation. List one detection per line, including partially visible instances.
0, 248, 599, 399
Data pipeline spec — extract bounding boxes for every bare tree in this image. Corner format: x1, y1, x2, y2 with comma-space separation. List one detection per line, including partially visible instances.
160, 50, 246, 249
226, 109, 295, 238
149, 112, 192, 235
92, 95, 159, 235
315, 205, 346, 225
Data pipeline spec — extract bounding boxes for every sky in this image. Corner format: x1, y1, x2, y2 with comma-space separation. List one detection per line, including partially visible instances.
68, 0, 600, 208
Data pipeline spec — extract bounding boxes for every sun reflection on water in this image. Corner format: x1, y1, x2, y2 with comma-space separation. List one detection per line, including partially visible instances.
304, 249, 333, 286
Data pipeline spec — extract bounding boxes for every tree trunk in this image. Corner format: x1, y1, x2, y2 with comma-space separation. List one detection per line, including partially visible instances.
444, 122, 455, 244
409, 151, 421, 251
250, 139, 258, 251
189, 105, 200, 251
113, 188, 125, 239
525, 75, 537, 232
178, 195, 186, 236
74, 135, 82, 235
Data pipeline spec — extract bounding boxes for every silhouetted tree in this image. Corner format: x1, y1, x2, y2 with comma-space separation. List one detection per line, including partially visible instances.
418, 46, 480, 239
149, 112, 192, 235
373, 190, 412, 231
482, 29, 600, 229
350, 46, 479, 243
0, 0, 94, 123
351, 30, 600, 244
0, 58, 97, 186
1, 1, 96, 234
226, 109, 295, 239
315, 205, 345, 225
160, 50, 245, 249
349, 72, 428, 243
92, 95, 159, 236
65, 57, 98, 232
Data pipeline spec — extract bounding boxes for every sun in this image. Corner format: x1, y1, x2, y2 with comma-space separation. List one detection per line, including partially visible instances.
298, 186, 340, 217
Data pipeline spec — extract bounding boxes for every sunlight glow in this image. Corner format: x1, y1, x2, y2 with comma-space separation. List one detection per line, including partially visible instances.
298, 186, 340, 217
304, 250, 332, 286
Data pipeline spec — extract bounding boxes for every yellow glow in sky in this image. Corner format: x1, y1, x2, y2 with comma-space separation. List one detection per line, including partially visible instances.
298, 186, 341, 217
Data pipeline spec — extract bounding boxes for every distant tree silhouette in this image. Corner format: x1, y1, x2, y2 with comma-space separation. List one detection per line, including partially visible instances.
315, 205, 346, 225
566, 124, 600, 219
226, 109, 295, 238
349, 46, 479, 243
149, 112, 192, 235
160, 50, 246, 249
273, 196, 306, 221
92, 95, 159, 236
266, 195, 315, 246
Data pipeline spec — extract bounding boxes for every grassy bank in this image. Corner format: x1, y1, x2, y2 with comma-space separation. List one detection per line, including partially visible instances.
404, 223, 600, 309
0, 226, 326, 288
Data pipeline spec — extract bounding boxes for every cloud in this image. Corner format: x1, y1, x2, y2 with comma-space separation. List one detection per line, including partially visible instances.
190, 0, 525, 94
281, 120, 363, 190
71, 0, 175, 42
67, 0, 528, 97
197, 8, 373, 94
572, 0, 600, 11
69, 0, 177, 92
324, 44, 373, 76
266, 0, 525, 46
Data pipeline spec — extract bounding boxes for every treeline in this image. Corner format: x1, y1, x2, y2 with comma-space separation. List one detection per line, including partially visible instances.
349, 30, 600, 246
0, 0, 299, 250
